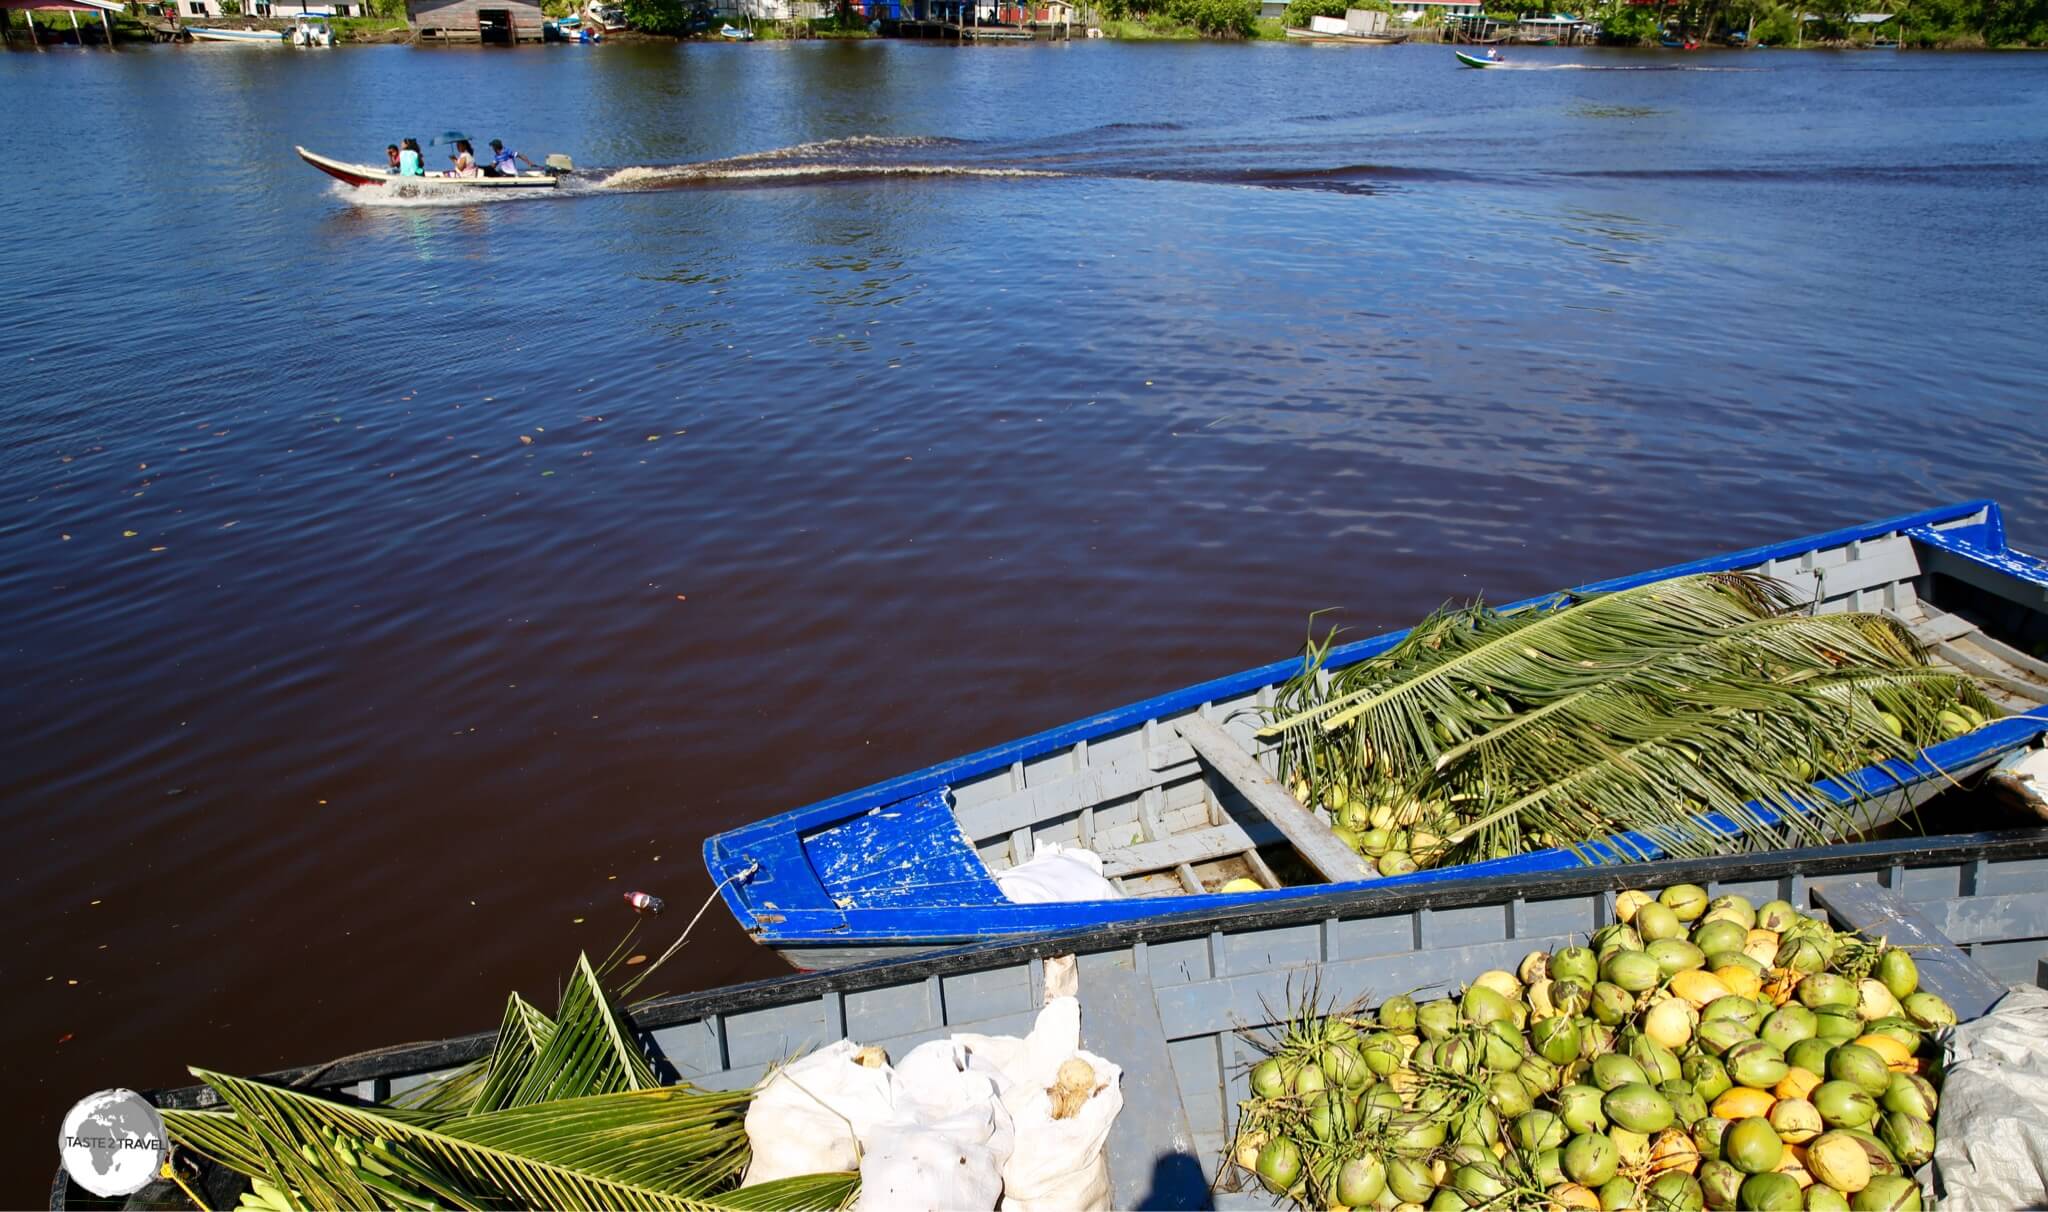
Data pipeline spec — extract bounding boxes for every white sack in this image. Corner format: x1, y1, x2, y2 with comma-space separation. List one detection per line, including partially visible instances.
854, 1038, 1016, 1212
998, 1048, 1121, 1212
957, 998, 1124, 1212
995, 841, 1122, 905
1933, 984, 2048, 1208
742, 1040, 898, 1186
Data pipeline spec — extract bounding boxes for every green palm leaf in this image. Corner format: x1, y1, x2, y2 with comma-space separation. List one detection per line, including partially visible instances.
1260, 570, 1992, 875
477, 953, 657, 1113
170, 1070, 857, 1212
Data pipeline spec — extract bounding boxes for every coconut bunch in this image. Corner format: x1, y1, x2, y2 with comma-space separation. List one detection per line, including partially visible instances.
1222, 884, 1954, 1212
1261, 573, 1999, 877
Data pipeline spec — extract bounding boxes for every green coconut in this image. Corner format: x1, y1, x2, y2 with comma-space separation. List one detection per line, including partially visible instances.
1723, 1116, 1784, 1174
1563, 1131, 1621, 1187
1811, 1080, 1878, 1130
1604, 1083, 1677, 1134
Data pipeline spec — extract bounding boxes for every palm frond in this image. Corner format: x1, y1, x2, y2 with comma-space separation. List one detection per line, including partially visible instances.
1259, 570, 1991, 876
175, 1069, 855, 1212
467, 991, 562, 1114
477, 952, 657, 1113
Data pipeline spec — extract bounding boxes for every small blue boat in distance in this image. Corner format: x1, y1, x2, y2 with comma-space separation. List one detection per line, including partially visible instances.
1456, 48, 1503, 67
704, 501, 2048, 970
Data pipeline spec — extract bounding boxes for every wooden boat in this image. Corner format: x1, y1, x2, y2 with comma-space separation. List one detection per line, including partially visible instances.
703, 500, 2048, 970
184, 25, 283, 42
1283, 26, 1408, 42
54, 829, 2048, 1210
1456, 48, 1503, 66
294, 146, 564, 192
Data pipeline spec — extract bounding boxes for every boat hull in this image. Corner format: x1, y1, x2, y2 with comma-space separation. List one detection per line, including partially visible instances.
52, 829, 2048, 1211
1456, 49, 1501, 66
185, 26, 283, 41
704, 500, 2048, 966
1283, 27, 1407, 42
295, 146, 562, 191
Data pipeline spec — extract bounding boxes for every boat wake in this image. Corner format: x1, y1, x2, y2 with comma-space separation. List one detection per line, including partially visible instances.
1479, 62, 1762, 70
592, 161, 1065, 191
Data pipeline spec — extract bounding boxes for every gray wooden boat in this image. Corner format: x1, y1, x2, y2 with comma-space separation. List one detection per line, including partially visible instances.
57, 827, 2048, 1210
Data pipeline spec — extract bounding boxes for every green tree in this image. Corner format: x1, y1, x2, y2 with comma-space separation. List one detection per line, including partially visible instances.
1595, 0, 1661, 40
1282, 0, 1386, 23
621, 0, 692, 29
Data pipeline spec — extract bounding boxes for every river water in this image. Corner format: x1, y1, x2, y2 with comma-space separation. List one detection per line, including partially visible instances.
4, 38, 2046, 1184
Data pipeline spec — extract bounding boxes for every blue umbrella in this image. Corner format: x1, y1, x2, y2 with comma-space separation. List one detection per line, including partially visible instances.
429, 131, 471, 147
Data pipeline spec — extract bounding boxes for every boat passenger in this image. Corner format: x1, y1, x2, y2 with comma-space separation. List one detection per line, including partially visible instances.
484, 139, 536, 178
399, 138, 426, 176
446, 139, 480, 178
386, 144, 402, 174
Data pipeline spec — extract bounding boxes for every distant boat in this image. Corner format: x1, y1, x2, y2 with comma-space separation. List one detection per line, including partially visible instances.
185, 25, 283, 42
719, 21, 755, 38
1455, 48, 1503, 66
1283, 26, 1408, 42
286, 9, 334, 45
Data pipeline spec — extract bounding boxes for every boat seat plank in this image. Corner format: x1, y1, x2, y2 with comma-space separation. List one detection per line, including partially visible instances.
1084, 966, 1208, 1210
1809, 881, 2008, 1022
1926, 639, 2048, 706
1908, 611, 1980, 645
955, 747, 1201, 846
1098, 823, 1258, 879
1176, 716, 1366, 885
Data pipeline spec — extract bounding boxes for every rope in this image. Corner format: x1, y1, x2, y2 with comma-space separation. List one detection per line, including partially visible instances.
621, 861, 758, 997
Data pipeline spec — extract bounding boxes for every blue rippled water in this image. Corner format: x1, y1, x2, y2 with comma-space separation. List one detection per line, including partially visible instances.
3, 38, 2045, 1178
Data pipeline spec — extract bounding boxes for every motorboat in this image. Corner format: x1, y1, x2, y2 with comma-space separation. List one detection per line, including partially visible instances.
295, 145, 569, 193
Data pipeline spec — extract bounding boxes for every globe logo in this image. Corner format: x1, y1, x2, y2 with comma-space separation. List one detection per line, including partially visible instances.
59, 1089, 166, 1198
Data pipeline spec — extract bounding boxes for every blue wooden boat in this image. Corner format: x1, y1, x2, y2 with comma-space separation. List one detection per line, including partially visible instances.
61, 829, 2048, 1210
705, 501, 2048, 970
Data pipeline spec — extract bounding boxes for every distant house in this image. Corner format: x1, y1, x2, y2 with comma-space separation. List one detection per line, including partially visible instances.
1396, 0, 1485, 21
407, 0, 543, 40
173, 0, 365, 15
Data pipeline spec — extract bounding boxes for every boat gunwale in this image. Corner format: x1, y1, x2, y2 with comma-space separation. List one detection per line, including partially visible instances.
144, 825, 2048, 1110
706, 499, 2037, 937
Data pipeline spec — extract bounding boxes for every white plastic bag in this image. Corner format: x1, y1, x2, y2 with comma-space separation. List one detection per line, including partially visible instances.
995, 841, 1122, 905
742, 1040, 898, 1186
999, 1048, 1121, 1212
1932, 984, 2048, 1207
856, 1108, 1010, 1212
957, 998, 1124, 1212
855, 1039, 1015, 1212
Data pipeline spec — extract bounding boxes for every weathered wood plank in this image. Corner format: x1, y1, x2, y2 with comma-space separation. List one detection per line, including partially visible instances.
1176, 715, 1364, 884
1810, 880, 2008, 1022
1098, 823, 1256, 879
956, 748, 1202, 844
1085, 966, 1207, 1211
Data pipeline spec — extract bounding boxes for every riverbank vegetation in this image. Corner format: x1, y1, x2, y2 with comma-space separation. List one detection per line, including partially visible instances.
1589, 0, 2046, 46
1096, 0, 1262, 37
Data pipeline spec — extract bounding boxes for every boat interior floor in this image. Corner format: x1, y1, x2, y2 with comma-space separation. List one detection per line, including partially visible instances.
1901, 602, 2048, 713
